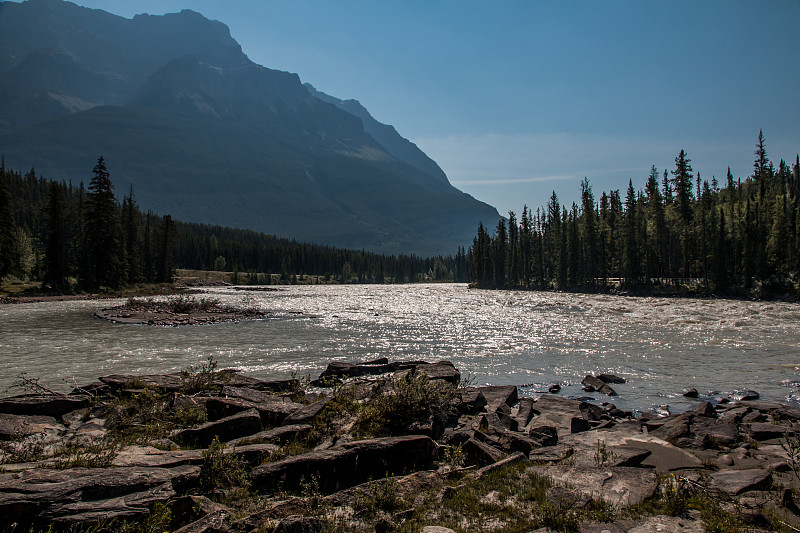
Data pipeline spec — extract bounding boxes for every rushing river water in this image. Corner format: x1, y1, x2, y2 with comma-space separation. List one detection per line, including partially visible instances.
1, 284, 799, 414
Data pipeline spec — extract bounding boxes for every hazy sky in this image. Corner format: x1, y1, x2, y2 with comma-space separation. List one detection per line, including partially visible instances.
65, 1, 799, 215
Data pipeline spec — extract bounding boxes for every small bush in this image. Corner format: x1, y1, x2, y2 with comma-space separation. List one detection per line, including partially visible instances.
180, 356, 227, 393
354, 373, 455, 437
200, 437, 251, 496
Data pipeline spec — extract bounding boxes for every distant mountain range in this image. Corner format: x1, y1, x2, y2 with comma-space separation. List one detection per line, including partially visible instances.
0, 0, 499, 255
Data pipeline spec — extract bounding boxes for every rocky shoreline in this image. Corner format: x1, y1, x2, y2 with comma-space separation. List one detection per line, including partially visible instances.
2, 359, 799, 532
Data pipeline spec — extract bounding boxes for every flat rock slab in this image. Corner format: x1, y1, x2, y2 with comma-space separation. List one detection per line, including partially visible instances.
408, 361, 460, 385
0, 465, 199, 529
0, 413, 63, 440
527, 465, 658, 507
0, 394, 89, 418
172, 408, 262, 447
707, 468, 772, 495
251, 435, 437, 493
580, 514, 705, 533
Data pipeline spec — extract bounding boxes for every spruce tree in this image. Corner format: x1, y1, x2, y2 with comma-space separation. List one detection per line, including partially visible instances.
43, 182, 70, 290
82, 157, 124, 291
0, 165, 15, 279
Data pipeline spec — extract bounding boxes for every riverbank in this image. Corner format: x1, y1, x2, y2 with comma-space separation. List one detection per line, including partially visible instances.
1, 359, 799, 532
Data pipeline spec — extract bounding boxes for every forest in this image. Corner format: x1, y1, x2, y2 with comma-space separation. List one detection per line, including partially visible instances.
469, 132, 800, 297
0, 157, 467, 293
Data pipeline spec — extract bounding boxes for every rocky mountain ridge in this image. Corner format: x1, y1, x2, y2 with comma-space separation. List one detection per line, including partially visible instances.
0, 0, 500, 255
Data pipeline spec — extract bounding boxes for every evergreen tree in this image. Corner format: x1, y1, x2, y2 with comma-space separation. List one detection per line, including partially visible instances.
121, 185, 142, 283
82, 157, 124, 290
580, 178, 597, 285
43, 182, 70, 290
0, 165, 15, 279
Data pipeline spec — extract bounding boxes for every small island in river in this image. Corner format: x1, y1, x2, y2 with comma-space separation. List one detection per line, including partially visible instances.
94, 295, 272, 326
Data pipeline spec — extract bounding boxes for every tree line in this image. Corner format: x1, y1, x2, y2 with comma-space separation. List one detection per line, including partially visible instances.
469, 132, 800, 297
0, 156, 466, 292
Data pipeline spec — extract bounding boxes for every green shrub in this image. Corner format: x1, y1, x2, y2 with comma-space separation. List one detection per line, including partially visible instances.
354, 373, 455, 437
200, 437, 251, 496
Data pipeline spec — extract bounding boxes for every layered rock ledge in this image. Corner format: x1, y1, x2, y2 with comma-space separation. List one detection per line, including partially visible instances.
1, 359, 799, 532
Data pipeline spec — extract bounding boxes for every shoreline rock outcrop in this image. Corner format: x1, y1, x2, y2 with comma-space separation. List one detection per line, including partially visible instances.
1, 359, 799, 532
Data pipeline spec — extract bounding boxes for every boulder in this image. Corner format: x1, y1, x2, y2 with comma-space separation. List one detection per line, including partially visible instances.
0, 465, 199, 529
527, 425, 559, 447
581, 375, 617, 396
227, 424, 312, 447
205, 397, 256, 421
408, 361, 460, 385
0, 413, 62, 440
99, 373, 185, 392
283, 398, 331, 424
683, 388, 699, 398
515, 398, 535, 428
478, 385, 519, 411
172, 408, 262, 447
747, 422, 791, 441
462, 437, 504, 467
0, 394, 89, 419
734, 390, 760, 402
317, 361, 394, 381
597, 374, 626, 384
527, 465, 658, 507
171, 495, 229, 530
707, 468, 772, 495
451, 388, 487, 414
251, 435, 436, 493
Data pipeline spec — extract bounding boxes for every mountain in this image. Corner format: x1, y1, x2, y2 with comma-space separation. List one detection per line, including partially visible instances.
0, 0, 500, 255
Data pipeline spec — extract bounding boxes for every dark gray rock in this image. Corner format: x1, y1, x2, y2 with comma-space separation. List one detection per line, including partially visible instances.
172, 408, 262, 447
527, 425, 559, 447
205, 397, 256, 421
283, 398, 331, 424
407, 361, 460, 385
251, 435, 436, 493
451, 388, 487, 414
683, 388, 699, 398
527, 465, 658, 507
0, 413, 62, 440
515, 398, 535, 428
462, 437, 504, 467
597, 374, 626, 384
691, 401, 716, 417
477, 385, 519, 412
227, 424, 312, 447
707, 468, 772, 495
0, 394, 89, 419
0, 465, 199, 529
581, 375, 617, 396
171, 495, 229, 530
734, 390, 760, 401
747, 422, 791, 441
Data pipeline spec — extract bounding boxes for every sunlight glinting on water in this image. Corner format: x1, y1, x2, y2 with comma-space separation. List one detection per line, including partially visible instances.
1, 284, 798, 414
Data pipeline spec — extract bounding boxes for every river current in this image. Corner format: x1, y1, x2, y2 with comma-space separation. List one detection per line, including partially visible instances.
1, 284, 798, 414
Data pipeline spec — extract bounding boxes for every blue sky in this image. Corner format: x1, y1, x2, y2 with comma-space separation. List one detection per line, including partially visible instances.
68, 1, 799, 215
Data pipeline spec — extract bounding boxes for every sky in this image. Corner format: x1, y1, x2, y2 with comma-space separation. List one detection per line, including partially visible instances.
61, 1, 800, 215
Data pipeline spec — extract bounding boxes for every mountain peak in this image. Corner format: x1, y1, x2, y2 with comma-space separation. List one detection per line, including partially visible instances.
0, 0, 499, 255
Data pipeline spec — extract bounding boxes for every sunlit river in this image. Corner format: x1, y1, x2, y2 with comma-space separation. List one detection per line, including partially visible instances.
1, 284, 799, 414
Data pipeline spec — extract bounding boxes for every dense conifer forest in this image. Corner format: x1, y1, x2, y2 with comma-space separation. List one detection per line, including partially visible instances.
0, 157, 467, 293
469, 132, 800, 298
